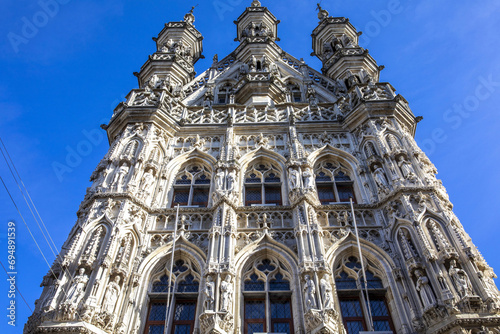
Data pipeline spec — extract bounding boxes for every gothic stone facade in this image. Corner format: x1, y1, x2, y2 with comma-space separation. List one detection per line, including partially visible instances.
25, 2, 500, 334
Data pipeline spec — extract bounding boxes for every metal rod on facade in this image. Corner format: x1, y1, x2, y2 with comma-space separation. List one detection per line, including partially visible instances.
165, 204, 180, 333
350, 197, 374, 331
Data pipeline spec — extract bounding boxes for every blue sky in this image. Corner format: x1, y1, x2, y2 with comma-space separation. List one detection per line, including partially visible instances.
1, 0, 500, 330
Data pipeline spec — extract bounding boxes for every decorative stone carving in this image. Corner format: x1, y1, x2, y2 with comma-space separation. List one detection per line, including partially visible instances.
415, 269, 436, 310
303, 167, 315, 191
320, 274, 334, 309
102, 276, 121, 314
204, 276, 215, 312
220, 275, 233, 312
303, 274, 318, 311
449, 260, 474, 299
112, 162, 130, 191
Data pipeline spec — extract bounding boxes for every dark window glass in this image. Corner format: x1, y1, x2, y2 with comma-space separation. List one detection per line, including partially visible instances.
365, 271, 384, 289
247, 323, 264, 334
172, 260, 188, 273
245, 187, 262, 206
148, 325, 164, 334
148, 303, 167, 321
194, 174, 210, 184
264, 185, 282, 205
340, 299, 364, 317
273, 323, 291, 333
177, 274, 199, 293
192, 188, 209, 206
245, 300, 266, 319
373, 320, 391, 331
172, 189, 189, 206
335, 171, 351, 181
218, 95, 226, 104
337, 184, 355, 203
244, 274, 265, 291
173, 302, 196, 321
270, 300, 291, 318
346, 257, 362, 269
336, 272, 357, 290
317, 185, 335, 204
245, 173, 261, 183
269, 273, 290, 291
316, 172, 332, 182
175, 175, 191, 185
257, 259, 276, 273
173, 325, 190, 334
152, 276, 172, 293
264, 173, 281, 183
345, 321, 365, 334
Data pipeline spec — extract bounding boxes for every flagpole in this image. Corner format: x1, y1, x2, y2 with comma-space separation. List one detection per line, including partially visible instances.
165, 204, 180, 333
349, 197, 374, 331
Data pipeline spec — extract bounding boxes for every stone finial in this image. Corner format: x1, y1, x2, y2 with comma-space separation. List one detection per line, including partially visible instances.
184, 5, 197, 25
316, 3, 329, 21
251, 0, 262, 7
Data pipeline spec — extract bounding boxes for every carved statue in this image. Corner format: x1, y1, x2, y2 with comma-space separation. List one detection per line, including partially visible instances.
372, 164, 389, 190
102, 276, 121, 314
398, 156, 416, 180
320, 274, 334, 309
415, 270, 436, 309
66, 268, 89, 306
112, 163, 130, 191
303, 275, 317, 311
220, 275, 233, 312
139, 168, 155, 199
302, 167, 315, 190
204, 276, 215, 312
288, 168, 301, 190
226, 170, 236, 194
449, 260, 474, 298
215, 168, 225, 191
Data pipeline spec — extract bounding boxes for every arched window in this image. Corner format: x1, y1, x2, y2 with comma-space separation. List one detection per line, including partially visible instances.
334, 256, 394, 334
286, 82, 302, 102
242, 258, 293, 334
216, 83, 232, 104
145, 259, 200, 334
315, 161, 356, 204
244, 162, 282, 206
172, 163, 211, 207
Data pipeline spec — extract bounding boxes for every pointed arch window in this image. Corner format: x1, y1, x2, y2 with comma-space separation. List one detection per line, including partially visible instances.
144, 259, 200, 334
172, 164, 211, 207
334, 256, 394, 334
242, 258, 294, 334
244, 163, 282, 206
315, 161, 356, 204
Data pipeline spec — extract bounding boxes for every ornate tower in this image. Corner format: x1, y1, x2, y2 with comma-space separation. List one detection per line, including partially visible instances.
25, 2, 500, 334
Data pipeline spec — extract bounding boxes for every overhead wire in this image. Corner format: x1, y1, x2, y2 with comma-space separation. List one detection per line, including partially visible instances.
0, 142, 92, 330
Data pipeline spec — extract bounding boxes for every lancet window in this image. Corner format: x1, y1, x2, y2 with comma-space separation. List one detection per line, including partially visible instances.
242, 258, 294, 334
314, 161, 356, 204
144, 259, 200, 334
244, 162, 282, 206
216, 83, 232, 104
334, 256, 394, 334
286, 81, 302, 102
172, 163, 211, 208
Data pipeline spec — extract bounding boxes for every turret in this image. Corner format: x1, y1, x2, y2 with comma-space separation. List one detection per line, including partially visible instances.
311, 4, 381, 86
135, 7, 204, 89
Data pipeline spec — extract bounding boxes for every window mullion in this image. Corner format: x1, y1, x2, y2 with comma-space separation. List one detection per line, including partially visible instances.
261, 183, 265, 205
265, 290, 270, 332
188, 184, 194, 206
333, 181, 339, 203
